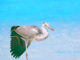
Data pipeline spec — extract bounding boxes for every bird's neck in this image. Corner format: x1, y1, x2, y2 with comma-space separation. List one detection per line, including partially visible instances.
41, 26, 49, 38
35, 26, 49, 41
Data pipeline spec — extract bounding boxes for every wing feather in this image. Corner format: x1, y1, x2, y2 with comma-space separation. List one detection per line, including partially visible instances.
10, 26, 26, 58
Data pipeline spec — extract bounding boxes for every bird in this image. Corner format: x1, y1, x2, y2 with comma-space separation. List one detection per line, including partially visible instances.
10, 22, 54, 60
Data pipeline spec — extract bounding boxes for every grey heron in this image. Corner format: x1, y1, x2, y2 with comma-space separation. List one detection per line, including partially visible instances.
10, 22, 54, 60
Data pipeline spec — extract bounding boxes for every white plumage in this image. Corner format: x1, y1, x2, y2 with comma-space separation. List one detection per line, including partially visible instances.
10, 22, 54, 60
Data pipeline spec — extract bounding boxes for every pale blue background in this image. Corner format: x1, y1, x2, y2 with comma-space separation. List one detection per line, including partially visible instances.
0, 0, 80, 60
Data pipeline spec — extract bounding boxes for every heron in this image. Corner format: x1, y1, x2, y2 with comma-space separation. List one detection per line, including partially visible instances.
10, 22, 54, 60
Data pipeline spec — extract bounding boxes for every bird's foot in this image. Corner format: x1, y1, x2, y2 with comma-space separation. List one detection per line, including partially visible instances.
26, 53, 28, 60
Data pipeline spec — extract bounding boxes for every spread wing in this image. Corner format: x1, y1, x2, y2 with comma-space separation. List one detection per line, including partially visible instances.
10, 26, 26, 58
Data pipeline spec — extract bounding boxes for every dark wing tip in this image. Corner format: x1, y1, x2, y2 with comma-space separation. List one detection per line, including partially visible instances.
11, 26, 20, 32
10, 29, 26, 59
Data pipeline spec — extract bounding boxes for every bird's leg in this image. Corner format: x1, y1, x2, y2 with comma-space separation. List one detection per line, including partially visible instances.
25, 52, 28, 60
22, 39, 29, 60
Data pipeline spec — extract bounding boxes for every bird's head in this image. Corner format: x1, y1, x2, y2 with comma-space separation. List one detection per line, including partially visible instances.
42, 22, 55, 31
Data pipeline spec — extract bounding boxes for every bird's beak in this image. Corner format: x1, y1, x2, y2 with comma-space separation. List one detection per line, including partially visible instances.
47, 26, 55, 31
